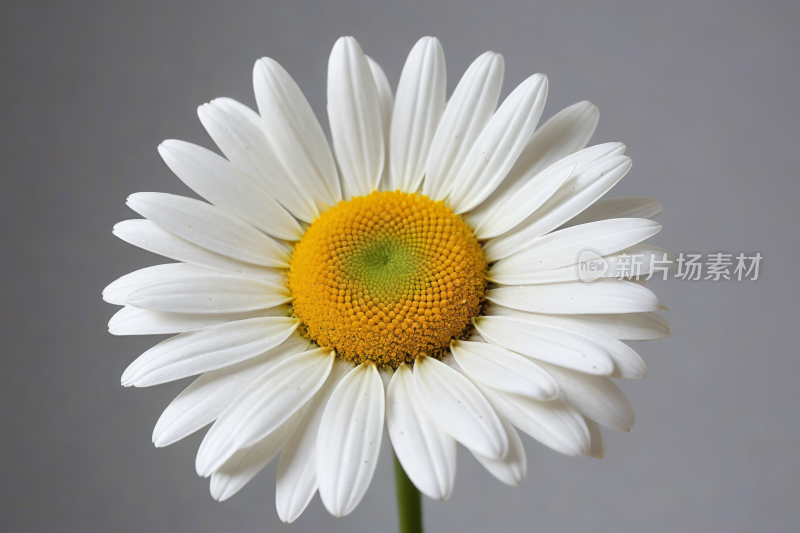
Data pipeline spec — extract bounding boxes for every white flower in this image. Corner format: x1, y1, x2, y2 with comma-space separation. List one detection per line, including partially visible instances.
104, 35, 671, 522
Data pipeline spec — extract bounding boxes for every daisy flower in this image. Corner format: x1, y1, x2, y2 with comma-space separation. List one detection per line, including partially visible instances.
104, 35, 671, 524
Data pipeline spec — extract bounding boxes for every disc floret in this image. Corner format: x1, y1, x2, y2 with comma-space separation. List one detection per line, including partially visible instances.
288, 190, 487, 366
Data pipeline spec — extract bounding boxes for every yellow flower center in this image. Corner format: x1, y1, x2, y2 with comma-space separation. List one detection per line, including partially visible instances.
288, 190, 487, 367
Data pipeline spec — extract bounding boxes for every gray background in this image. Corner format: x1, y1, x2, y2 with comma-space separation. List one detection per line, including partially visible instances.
3, 0, 799, 531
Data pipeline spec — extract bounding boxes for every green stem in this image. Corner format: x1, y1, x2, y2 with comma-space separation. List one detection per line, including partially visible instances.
394, 454, 423, 533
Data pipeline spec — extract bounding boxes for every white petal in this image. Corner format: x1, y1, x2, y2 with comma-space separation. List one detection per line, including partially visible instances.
467, 158, 574, 240
483, 153, 631, 261
536, 361, 635, 433
485, 279, 664, 315
121, 317, 299, 387
196, 98, 265, 183
253, 58, 342, 210
482, 305, 647, 379
470, 418, 526, 487
276, 360, 354, 523
584, 417, 606, 459
514, 100, 599, 171
196, 348, 335, 477
317, 364, 385, 517
105, 263, 281, 312
108, 304, 291, 336
123, 270, 291, 314
450, 340, 558, 400
209, 405, 307, 501
112, 220, 285, 283
103, 263, 204, 305
413, 356, 508, 460
211, 96, 265, 130
535, 312, 670, 341
198, 98, 319, 222
477, 101, 599, 217
366, 56, 395, 192
390, 36, 446, 193
386, 364, 457, 500
476, 382, 590, 456
127, 192, 290, 267
488, 219, 662, 285
472, 141, 626, 236
423, 51, 504, 201
327, 37, 384, 199
152, 334, 310, 447
157, 140, 303, 240
472, 316, 614, 376
448, 74, 548, 214
560, 196, 662, 229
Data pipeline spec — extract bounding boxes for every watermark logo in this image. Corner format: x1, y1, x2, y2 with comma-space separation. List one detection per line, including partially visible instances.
575, 250, 762, 283
576, 249, 608, 282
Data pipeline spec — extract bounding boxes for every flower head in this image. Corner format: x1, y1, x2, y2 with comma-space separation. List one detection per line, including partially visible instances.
105, 35, 670, 522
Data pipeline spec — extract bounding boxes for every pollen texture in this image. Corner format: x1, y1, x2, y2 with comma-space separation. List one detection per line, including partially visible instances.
288, 190, 487, 366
